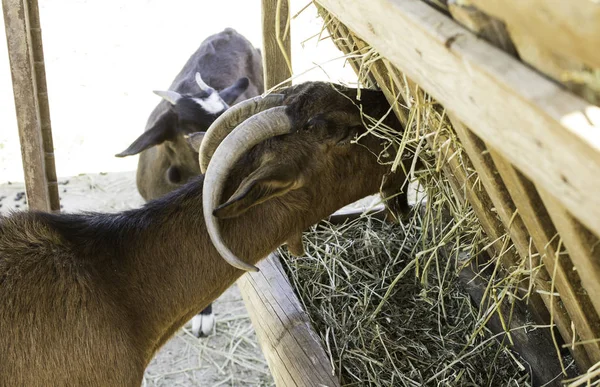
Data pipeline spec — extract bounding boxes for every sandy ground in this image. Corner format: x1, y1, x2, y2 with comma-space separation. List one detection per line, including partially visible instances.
0, 1, 359, 385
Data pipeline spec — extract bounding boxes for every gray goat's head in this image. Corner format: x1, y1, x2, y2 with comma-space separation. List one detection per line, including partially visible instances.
116, 73, 249, 161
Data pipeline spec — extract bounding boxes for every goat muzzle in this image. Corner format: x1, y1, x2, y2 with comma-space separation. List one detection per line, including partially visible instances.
202, 107, 292, 272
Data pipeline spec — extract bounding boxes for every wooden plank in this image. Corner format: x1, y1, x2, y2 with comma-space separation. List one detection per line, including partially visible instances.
447, 0, 517, 57
261, 0, 292, 90
315, 0, 600, 239
538, 190, 600, 318
3, 0, 59, 212
468, 0, 600, 69
449, 114, 594, 367
489, 148, 600, 364
237, 255, 340, 387
27, 0, 59, 211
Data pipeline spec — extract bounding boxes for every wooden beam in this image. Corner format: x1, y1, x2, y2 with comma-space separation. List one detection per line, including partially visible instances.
261, 0, 292, 90
538, 190, 600, 318
468, 0, 600, 69
315, 0, 600, 239
450, 115, 595, 367
3, 0, 59, 212
237, 255, 340, 387
447, 0, 517, 57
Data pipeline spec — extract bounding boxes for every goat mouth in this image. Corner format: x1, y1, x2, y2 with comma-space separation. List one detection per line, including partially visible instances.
202, 105, 291, 272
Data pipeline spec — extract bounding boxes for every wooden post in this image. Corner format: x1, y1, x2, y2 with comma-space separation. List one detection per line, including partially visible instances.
3, 0, 59, 212
261, 0, 292, 90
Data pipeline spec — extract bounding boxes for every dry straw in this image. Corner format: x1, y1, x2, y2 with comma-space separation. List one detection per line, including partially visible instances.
277, 7, 581, 384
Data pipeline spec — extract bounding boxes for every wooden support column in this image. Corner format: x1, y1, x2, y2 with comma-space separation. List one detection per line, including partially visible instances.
3, 0, 59, 212
261, 0, 292, 91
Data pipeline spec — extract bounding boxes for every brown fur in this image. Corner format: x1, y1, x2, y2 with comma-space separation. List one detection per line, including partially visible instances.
0, 82, 408, 386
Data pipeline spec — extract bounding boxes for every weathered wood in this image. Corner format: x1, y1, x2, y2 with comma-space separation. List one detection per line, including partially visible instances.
468, 0, 600, 69
315, 0, 600, 239
3, 0, 59, 212
324, 13, 594, 368
237, 255, 340, 387
538, 190, 600, 319
450, 115, 593, 368
261, 0, 292, 91
447, 0, 517, 57
489, 148, 600, 365
27, 0, 59, 211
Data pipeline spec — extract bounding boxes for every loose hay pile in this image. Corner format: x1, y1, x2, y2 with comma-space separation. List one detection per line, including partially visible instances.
280, 211, 533, 386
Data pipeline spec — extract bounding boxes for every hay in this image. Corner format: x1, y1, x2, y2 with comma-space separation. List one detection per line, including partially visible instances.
280, 213, 532, 386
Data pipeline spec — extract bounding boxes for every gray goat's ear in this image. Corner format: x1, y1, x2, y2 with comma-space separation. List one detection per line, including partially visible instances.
186, 132, 205, 152
219, 77, 250, 105
154, 90, 182, 105
195, 72, 211, 91
115, 113, 175, 157
213, 165, 303, 219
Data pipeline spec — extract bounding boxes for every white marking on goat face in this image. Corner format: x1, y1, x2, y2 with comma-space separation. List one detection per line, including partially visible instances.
193, 92, 226, 115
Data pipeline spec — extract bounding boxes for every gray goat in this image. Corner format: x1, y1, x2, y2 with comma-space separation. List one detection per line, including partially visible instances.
117, 28, 263, 336
0, 82, 411, 386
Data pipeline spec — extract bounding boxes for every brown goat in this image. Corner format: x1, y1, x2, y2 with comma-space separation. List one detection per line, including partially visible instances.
0, 82, 408, 386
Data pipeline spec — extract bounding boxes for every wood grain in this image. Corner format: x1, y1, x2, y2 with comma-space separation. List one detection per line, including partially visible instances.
3, 0, 59, 212
237, 255, 340, 387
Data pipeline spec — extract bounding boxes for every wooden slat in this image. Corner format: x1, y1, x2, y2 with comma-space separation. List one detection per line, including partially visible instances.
3, 0, 59, 212
261, 0, 292, 90
538, 190, 600, 319
489, 149, 600, 364
468, 0, 600, 69
237, 255, 340, 387
447, 0, 517, 57
448, 1, 597, 105
449, 115, 593, 367
315, 0, 600, 239
27, 0, 59, 211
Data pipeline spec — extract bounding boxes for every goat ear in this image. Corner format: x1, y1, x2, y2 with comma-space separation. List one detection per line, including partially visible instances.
219, 77, 250, 105
213, 165, 302, 219
153, 90, 182, 105
186, 132, 205, 152
115, 114, 175, 157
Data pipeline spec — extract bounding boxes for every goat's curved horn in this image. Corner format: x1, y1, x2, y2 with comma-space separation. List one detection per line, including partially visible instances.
203, 106, 292, 272
195, 72, 211, 91
199, 94, 284, 173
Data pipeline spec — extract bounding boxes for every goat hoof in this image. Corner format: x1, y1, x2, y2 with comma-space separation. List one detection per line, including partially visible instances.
190, 312, 215, 338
